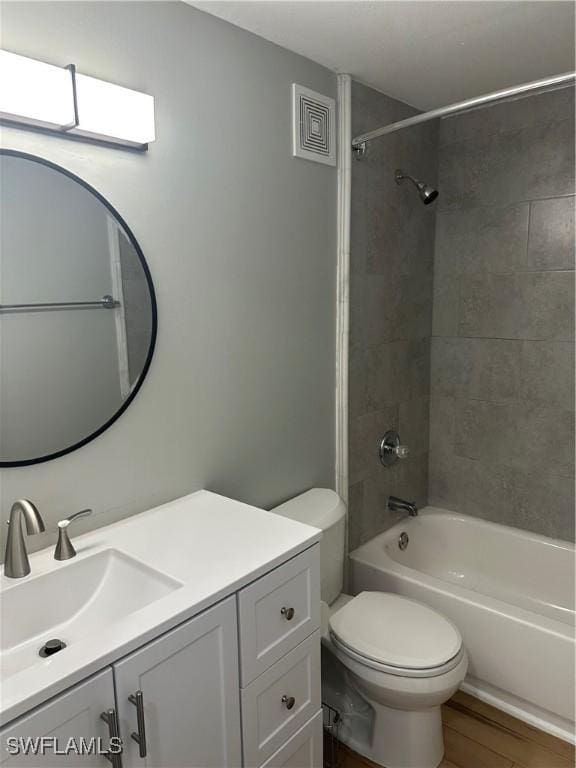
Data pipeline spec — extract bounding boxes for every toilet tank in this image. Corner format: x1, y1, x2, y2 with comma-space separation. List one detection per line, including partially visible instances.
272, 489, 346, 605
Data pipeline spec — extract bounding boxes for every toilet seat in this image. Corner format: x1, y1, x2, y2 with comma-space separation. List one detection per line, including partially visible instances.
329, 591, 463, 677
329, 632, 465, 678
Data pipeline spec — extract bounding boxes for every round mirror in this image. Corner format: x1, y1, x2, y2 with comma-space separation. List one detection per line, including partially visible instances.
0, 150, 157, 466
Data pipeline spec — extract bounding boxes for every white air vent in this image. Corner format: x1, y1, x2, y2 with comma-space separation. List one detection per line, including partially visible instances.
292, 84, 336, 166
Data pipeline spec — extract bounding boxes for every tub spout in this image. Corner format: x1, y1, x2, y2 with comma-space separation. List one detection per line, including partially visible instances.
388, 495, 418, 517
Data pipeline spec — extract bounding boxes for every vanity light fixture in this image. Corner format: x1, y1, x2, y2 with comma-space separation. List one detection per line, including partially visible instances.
72, 73, 155, 148
0, 50, 76, 130
0, 50, 155, 150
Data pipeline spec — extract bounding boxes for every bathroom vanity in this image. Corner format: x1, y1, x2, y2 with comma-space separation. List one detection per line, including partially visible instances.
0, 492, 322, 767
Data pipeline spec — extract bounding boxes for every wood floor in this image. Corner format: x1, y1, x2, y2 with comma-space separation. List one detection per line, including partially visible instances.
333, 692, 575, 768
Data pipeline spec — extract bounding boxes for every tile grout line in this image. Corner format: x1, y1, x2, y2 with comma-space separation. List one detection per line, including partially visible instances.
436, 192, 576, 215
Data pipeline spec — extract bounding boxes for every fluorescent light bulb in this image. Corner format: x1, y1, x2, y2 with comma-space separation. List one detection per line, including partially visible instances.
0, 50, 76, 129
73, 74, 155, 147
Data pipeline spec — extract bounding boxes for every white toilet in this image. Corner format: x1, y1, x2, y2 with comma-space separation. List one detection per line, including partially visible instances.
273, 488, 467, 768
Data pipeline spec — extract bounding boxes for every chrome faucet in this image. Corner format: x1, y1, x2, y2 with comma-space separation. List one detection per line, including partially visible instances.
388, 495, 418, 517
4, 500, 45, 578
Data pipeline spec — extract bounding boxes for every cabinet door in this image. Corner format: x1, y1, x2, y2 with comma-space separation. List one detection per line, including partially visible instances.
114, 597, 241, 768
0, 669, 118, 767
261, 712, 322, 768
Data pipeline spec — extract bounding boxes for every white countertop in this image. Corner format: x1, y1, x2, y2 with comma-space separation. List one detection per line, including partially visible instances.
0, 490, 321, 725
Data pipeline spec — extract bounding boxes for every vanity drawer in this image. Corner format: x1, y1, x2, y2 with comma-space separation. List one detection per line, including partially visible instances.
260, 711, 323, 768
241, 630, 321, 767
238, 545, 320, 684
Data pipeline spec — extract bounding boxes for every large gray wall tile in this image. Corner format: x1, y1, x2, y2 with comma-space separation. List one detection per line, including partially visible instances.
431, 337, 522, 401
432, 273, 460, 336
528, 196, 576, 271
365, 194, 436, 278
459, 271, 574, 340
349, 345, 367, 418
397, 272, 434, 341
348, 481, 365, 552
429, 453, 516, 522
399, 398, 430, 458
364, 338, 430, 413
353, 471, 394, 545
429, 453, 575, 540
352, 272, 433, 348
454, 399, 575, 478
439, 119, 575, 211
429, 397, 457, 458
434, 204, 529, 275
520, 341, 575, 411
511, 469, 575, 541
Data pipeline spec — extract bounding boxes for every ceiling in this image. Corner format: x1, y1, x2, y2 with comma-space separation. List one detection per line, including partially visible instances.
189, 1, 575, 110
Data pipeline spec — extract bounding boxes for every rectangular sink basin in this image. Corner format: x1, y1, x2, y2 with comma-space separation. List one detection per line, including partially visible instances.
0, 549, 182, 681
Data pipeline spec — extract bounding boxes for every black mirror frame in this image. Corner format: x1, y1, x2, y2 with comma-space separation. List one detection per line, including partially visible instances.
0, 148, 158, 467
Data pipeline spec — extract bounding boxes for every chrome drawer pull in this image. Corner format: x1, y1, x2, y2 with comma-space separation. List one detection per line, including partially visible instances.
282, 695, 296, 710
280, 606, 295, 620
100, 708, 123, 768
128, 690, 148, 758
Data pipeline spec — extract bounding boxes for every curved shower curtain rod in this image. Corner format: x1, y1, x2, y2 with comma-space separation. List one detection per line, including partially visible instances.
351, 71, 576, 153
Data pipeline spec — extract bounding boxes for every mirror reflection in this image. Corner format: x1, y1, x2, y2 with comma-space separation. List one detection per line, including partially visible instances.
0, 152, 156, 466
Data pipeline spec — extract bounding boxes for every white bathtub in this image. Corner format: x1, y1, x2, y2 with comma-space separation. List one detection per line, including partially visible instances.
349, 506, 575, 743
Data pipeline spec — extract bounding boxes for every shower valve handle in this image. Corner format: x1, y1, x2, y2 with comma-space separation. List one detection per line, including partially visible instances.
379, 431, 409, 467
395, 444, 410, 460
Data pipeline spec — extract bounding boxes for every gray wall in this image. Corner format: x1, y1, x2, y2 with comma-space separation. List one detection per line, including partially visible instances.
348, 82, 438, 550
0, 2, 337, 556
429, 86, 575, 541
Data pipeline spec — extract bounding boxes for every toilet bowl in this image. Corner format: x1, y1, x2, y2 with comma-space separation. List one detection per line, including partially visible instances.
327, 591, 468, 768
272, 489, 468, 768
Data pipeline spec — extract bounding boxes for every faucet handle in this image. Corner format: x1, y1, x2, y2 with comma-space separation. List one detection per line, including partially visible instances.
395, 444, 410, 460
57, 508, 92, 529
380, 430, 410, 467
54, 509, 92, 560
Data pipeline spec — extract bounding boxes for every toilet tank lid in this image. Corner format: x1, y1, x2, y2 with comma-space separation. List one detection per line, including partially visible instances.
272, 489, 346, 530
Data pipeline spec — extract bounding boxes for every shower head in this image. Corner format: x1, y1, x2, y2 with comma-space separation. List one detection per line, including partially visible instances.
395, 169, 439, 205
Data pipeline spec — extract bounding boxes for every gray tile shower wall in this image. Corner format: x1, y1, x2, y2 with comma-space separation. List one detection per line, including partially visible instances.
429, 86, 575, 541
349, 82, 439, 550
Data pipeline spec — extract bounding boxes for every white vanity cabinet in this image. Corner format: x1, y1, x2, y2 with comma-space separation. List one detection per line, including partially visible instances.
0, 544, 322, 768
113, 597, 241, 768
0, 670, 117, 767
